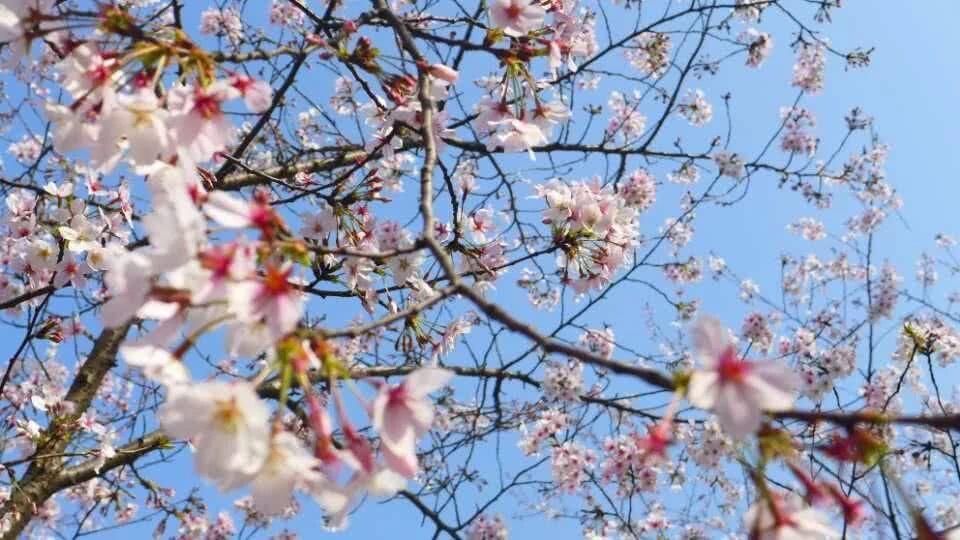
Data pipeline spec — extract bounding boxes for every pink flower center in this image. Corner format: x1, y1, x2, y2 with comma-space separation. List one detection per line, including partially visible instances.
87, 63, 112, 86
231, 76, 252, 94
505, 3, 522, 21
472, 215, 486, 231
716, 346, 751, 383
250, 204, 275, 230
637, 423, 671, 458
343, 424, 375, 473
212, 397, 242, 432
387, 383, 408, 408
261, 265, 292, 297
200, 246, 234, 277
194, 92, 222, 119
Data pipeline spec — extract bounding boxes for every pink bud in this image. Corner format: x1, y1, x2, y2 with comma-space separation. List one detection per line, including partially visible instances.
342, 423, 375, 474
342, 20, 358, 33
825, 483, 868, 526
428, 63, 459, 83
787, 462, 829, 505
229, 75, 273, 114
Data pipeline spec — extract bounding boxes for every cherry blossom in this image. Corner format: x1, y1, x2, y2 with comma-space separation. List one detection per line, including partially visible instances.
228, 74, 273, 113
0, 0, 55, 65
626, 32, 671, 76
159, 381, 271, 490
119, 342, 189, 387
199, 7, 243, 43
0, 1, 948, 538
687, 317, 800, 439
489, 0, 545, 37
485, 117, 548, 157
44, 103, 98, 154
468, 514, 509, 540
97, 89, 170, 170
371, 367, 453, 478
204, 190, 278, 232
543, 359, 584, 402
426, 63, 459, 84
677, 89, 713, 126
249, 432, 321, 516
52, 253, 89, 288
744, 497, 839, 540
168, 81, 239, 162
793, 41, 827, 94
99, 250, 155, 328
230, 262, 305, 343
740, 28, 774, 67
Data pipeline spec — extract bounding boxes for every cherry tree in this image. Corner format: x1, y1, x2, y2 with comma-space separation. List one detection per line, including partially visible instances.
0, 0, 956, 539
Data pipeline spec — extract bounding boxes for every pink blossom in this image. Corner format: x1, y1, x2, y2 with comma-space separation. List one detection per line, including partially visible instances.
744, 497, 838, 539
485, 118, 548, 158
98, 89, 170, 170
792, 42, 826, 94
120, 343, 189, 386
311, 420, 406, 531
204, 190, 278, 233
229, 74, 273, 113
160, 381, 271, 491
468, 207, 496, 243
250, 432, 322, 516
626, 32, 671, 77
53, 253, 89, 288
489, 0, 545, 37
677, 89, 713, 126
0, 0, 55, 66
192, 241, 257, 304
200, 7, 243, 43
468, 514, 509, 540
427, 63, 459, 83
551, 442, 595, 493
740, 28, 774, 68
168, 81, 239, 163
231, 262, 304, 342
100, 251, 154, 328
370, 367, 453, 478
44, 103, 98, 154
687, 316, 800, 439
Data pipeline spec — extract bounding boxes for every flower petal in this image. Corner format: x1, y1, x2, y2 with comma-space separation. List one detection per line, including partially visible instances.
687, 371, 719, 409
714, 383, 762, 439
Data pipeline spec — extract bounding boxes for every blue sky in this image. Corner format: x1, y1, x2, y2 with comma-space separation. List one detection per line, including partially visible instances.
5, 1, 960, 538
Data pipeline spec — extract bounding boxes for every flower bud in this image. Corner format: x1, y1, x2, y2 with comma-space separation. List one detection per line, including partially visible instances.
428, 63, 459, 83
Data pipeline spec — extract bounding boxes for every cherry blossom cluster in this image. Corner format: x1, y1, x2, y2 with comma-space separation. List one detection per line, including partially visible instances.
467, 513, 509, 540
792, 41, 828, 94
2, 0, 955, 538
0, 1, 474, 533
739, 28, 774, 67
578, 327, 615, 360
550, 442, 596, 494
625, 32, 670, 77
780, 106, 818, 156
542, 358, 584, 402
598, 425, 670, 497
605, 90, 647, 143
676, 89, 713, 127
536, 178, 645, 294
46, 44, 271, 170
518, 408, 569, 456
470, 0, 597, 156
